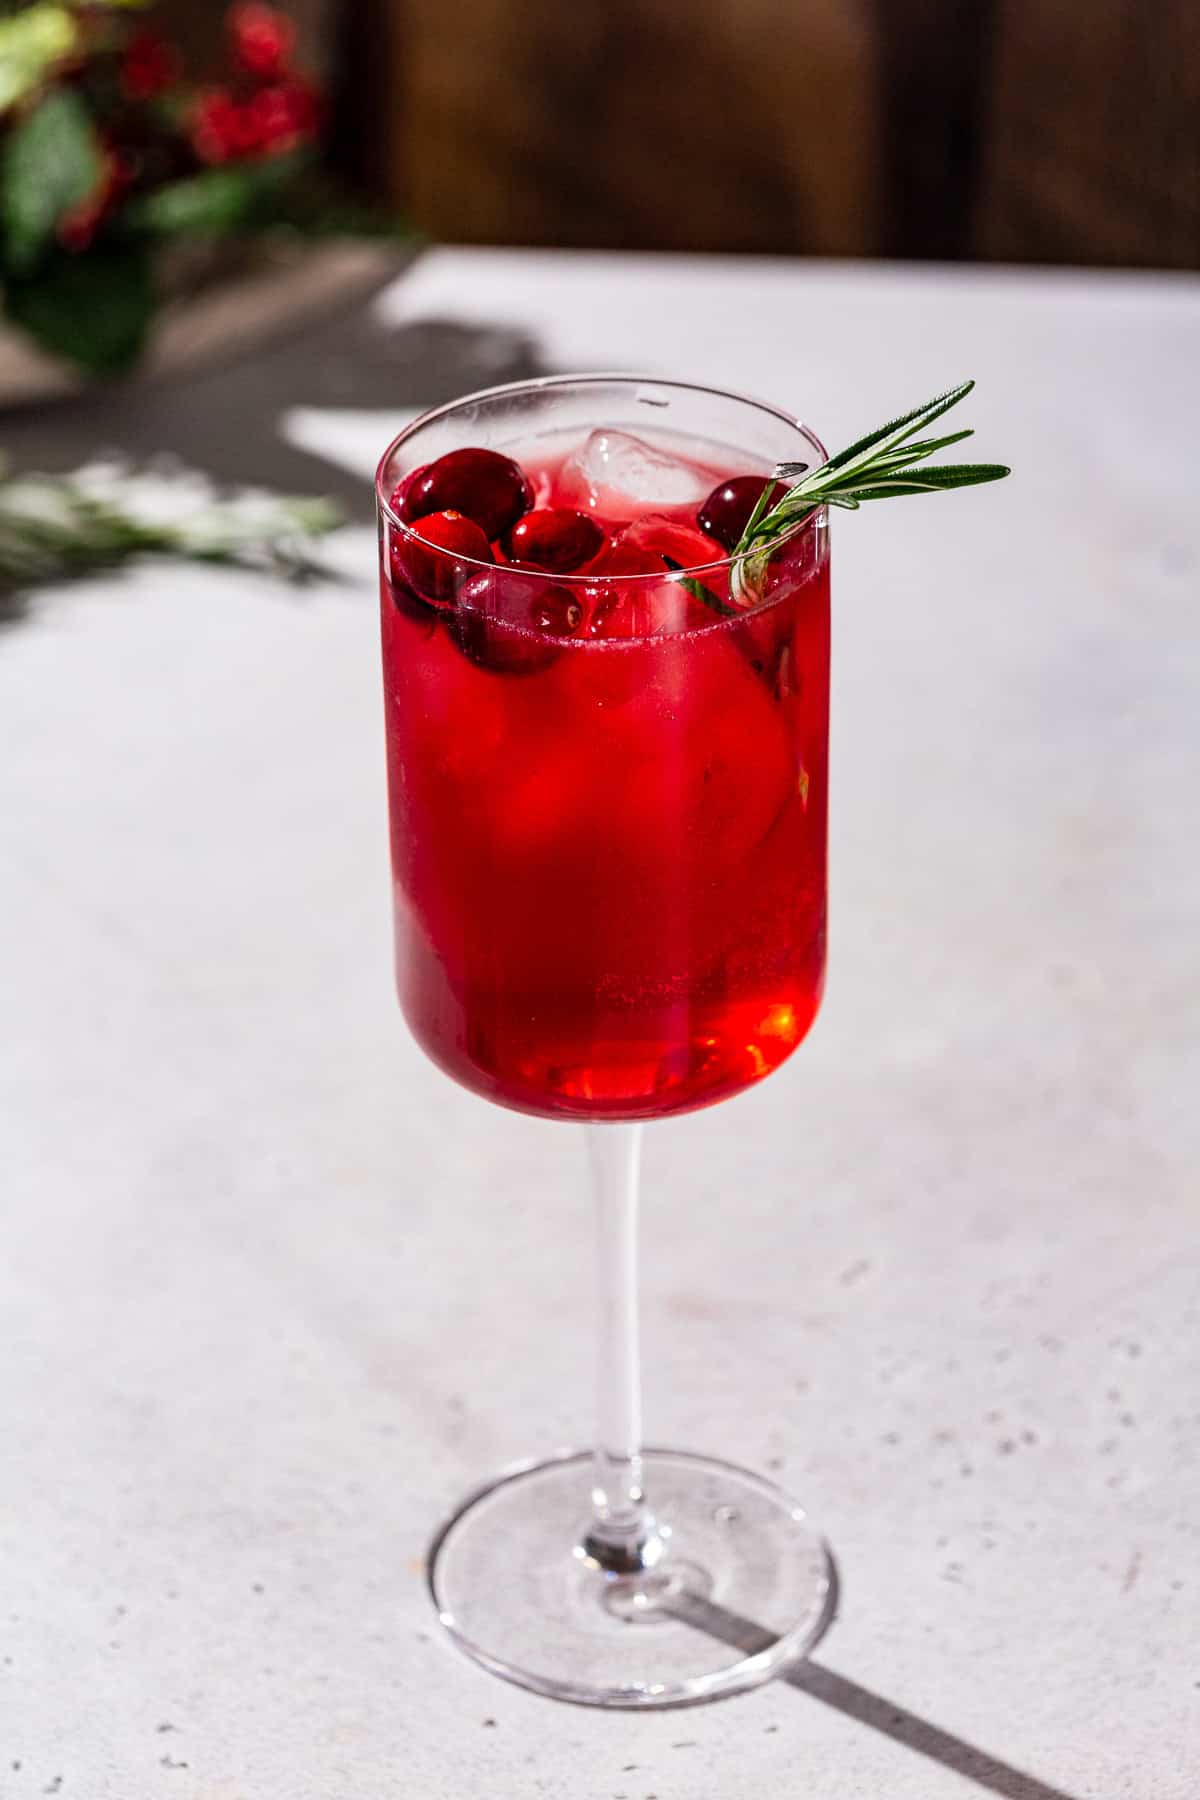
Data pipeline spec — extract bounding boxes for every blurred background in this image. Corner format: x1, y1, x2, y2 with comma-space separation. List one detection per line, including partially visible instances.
0, 0, 1195, 421
206, 0, 1197, 270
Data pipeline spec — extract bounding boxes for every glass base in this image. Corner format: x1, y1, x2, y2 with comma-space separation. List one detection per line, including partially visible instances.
427, 1448, 835, 1708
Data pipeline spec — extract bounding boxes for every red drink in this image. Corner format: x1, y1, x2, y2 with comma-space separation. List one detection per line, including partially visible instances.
375, 374, 1006, 1710
378, 387, 830, 1121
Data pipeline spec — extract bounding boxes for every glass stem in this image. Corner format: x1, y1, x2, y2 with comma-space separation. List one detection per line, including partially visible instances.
583, 1123, 661, 1575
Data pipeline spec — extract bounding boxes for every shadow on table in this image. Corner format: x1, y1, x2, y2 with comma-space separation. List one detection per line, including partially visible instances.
1, 307, 549, 527
0, 302, 549, 628
668, 1579, 1083, 1800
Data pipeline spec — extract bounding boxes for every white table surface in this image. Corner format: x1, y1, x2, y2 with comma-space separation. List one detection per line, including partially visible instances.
3, 249, 1199, 1800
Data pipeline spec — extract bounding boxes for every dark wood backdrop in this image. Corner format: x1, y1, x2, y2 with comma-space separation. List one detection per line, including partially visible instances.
171, 0, 1200, 269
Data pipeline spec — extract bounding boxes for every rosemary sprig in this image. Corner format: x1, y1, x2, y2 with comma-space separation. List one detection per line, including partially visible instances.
731, 379, 1008, 600
0, 455, 342, 602
661, 553, 737, 618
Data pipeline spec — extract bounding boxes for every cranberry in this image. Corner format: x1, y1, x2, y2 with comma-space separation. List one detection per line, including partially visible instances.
531, 588, 584, 634
120, 28, 181, 101
396, 510, 492, 602
407, 448, 533, 541
504, 507, 605, 573
452, 571, 581, 675
697, 475, 788, 551
388, 465, 428, 523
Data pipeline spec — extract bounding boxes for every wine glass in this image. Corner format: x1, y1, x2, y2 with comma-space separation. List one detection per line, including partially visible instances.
376, 375, 833, 1706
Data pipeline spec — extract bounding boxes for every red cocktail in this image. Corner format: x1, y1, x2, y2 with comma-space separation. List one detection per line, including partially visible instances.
376, 376, 834, 1708
379, 386, 829, 1122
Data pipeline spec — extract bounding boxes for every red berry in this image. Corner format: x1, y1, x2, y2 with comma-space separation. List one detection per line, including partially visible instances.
120, 27, 182, 102
388, 466, 428, 524
269, 76, 321, 144
191, 88, 253, 163
247, 83, 309, 154
451, 571, 581, 675
697, 475, 788, 552
532, 588, 585, 634
55, 147, 129, 253
407, 448, 533, 541
228, 3, 296, 82
504, 507, 605, 573
397, 511, 492, 602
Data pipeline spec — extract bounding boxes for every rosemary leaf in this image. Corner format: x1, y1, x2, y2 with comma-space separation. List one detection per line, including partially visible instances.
662, 554, 737, 618
733, 380, 1009, 579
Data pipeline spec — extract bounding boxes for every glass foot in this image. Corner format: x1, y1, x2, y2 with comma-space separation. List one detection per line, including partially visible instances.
427, 1448, 835, 1708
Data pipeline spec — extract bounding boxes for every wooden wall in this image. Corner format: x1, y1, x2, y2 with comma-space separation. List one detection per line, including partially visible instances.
977, 0, 1200, 268
164, 0, 1200, 269
360, 0, 1199, 270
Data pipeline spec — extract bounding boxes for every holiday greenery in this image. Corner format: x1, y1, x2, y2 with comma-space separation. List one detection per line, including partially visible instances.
0, 1, 385, 374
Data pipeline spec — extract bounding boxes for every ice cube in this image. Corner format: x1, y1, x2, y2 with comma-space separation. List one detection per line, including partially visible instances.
560, 430, 709, 514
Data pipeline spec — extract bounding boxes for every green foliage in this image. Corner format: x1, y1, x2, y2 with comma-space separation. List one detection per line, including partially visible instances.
0, 4, 77, 114
0, 3, 406, 375
123, 153, 309, 237
2, 87, 100, 269
3, 242, 154, 372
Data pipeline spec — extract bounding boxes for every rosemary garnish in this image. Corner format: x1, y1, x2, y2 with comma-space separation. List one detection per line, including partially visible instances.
661, 554, 737, 618
731, 379, 1009, 600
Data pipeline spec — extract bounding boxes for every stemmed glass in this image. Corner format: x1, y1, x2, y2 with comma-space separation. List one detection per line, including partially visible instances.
376, 375, 833, 1706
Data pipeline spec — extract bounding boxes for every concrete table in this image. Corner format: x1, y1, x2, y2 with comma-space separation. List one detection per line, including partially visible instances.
2, 250, 1198, 1799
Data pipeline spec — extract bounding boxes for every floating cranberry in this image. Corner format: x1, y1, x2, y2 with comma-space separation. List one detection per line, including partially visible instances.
407, 448, 533, 540
388, 465, 428, 524
697, 475, 788, 551
505, 507, 605, 573
451, 571, 581, 675
397, 510, 492, 602
531, 587, 584, 634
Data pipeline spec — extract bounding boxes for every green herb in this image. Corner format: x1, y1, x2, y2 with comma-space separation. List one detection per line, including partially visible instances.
731, 379, 1009, 599
0, 456, 342, 602
661, 554, 737, 619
